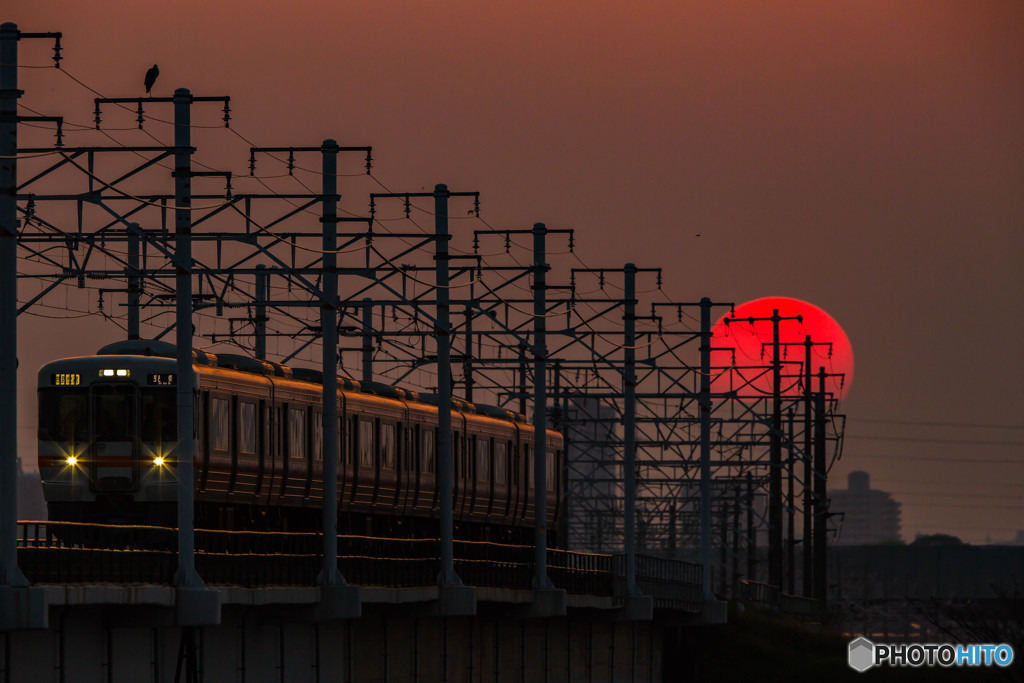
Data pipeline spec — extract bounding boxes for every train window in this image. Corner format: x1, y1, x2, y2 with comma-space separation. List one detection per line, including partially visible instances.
312, 411, 323, 461
547, 450, 555, 487
455, 433, 465, 480
477, 438, 489, 482
421, 428, 435, 474
141, 389, 176, 443
358, 418, 374, 468
338, 417, 345, 463
289, 407, 307, 460
494, 441, 507, 485
211, 397, 230, 452
380, 423, 396, 470
523, 444, 531, 487
238, 402, 257, 455
349, 416, 358, 464
93, 385, 136, 441
38, 389, 87, 442
510, 442, 519, 486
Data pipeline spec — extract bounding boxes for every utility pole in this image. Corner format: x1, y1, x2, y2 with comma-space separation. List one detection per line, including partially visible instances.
319, 139, 343, 586
532, 223, 552, 589
724, 309, 799, 590
463, 303, 474, 403
172, 87, 201, 589
127, 222, 141, 339
361, 298, 373, 384
368, 185, 479, 591
798, 334, 832, 598
770, 310, 783, 590
699, 297, 714, 600
731, 485, 740, 597
718, 500, 728, 596
623, 263, 639, 595
434, 184, 459, 587
786, 409, 795, 595
746, 471, 756, 582
803, 336, 813, 596
813, 367, 829, 606
254, 265, 267, 360
0, 22, 28, 588
0, 24, 61, 597
518, 344, 527, 415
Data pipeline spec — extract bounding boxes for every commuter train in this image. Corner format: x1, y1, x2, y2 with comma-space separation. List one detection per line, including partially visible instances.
37, 340, 563, 543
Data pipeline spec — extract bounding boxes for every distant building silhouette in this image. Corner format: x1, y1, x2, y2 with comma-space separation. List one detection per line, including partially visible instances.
831, 471, 902, 545
563, 397, 622, 552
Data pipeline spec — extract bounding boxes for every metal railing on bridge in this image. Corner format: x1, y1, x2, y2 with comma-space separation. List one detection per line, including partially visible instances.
16, 522, 701, 612
738, 579, 819, 618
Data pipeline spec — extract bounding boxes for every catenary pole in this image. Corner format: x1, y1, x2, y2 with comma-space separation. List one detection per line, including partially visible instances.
813, 367, 828, 606
127, 222, 140, 339
254, 265, 267, 360
532, 223, 552, 589
769, 309, 783, 589
803, 335, 813, 596
787, 408, 795, 595
623, 263, 639, 595
434, 184, 461, 586
173, 88, 201, 587
320, 139, 343, 585
699, 297, 713, 600
361, 298, 373, 383
0, 22, 27, 587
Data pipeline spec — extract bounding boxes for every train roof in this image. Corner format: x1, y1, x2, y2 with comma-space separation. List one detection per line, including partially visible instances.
71, 341, 541, 429
97, 339, 218, 366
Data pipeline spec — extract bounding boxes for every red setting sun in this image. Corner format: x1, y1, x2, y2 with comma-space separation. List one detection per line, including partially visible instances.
710, 297, 853, 402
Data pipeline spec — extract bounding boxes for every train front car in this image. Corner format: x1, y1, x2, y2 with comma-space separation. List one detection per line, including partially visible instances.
38, 348, 183, 526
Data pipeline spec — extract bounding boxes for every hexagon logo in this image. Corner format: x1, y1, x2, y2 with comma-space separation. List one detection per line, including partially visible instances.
848, 637, 875, 672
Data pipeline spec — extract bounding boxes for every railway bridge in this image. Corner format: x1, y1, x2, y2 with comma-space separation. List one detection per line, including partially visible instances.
0, 522, 724, 682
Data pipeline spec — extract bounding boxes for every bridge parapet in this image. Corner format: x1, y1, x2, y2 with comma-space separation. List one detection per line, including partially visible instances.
15, 522, 705, 615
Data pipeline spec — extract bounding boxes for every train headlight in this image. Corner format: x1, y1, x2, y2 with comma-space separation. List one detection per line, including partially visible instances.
153, 456, 165, 467
65, 455, 78, 466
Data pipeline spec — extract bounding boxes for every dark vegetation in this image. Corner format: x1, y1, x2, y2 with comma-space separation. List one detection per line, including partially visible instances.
663, 604, 1017, 683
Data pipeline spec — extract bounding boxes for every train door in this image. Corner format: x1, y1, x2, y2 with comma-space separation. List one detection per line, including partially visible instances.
509, 429, 522, 525
254, 399, 267, 499
199, 391, 210, 491
453, 430, 463, 517
278, 403, 290, 501
475, 435, 491, 518
88, 383, 139, 493
227, 396, 239, 494
397, 421, 413, 514
379, 421, 399, 508
523, 443, 533, 526
307, 408, 321, 501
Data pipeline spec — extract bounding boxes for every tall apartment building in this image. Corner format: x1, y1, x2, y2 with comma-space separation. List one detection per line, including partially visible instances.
562, 397, 622, 552
831, 470, 902, 545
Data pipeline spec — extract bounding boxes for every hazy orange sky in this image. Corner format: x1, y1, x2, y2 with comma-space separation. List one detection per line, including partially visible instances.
8, 0, 1024, 543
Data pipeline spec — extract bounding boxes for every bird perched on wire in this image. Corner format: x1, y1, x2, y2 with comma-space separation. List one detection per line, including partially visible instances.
144, 64, 159, 95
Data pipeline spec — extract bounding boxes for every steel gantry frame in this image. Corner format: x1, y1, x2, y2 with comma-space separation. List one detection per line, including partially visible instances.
3, 25, 848, 621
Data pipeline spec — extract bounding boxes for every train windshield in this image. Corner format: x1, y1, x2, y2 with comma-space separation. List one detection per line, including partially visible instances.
141, 388, 176, 442
38, 389, 87, 442
91, 384, 136, 442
